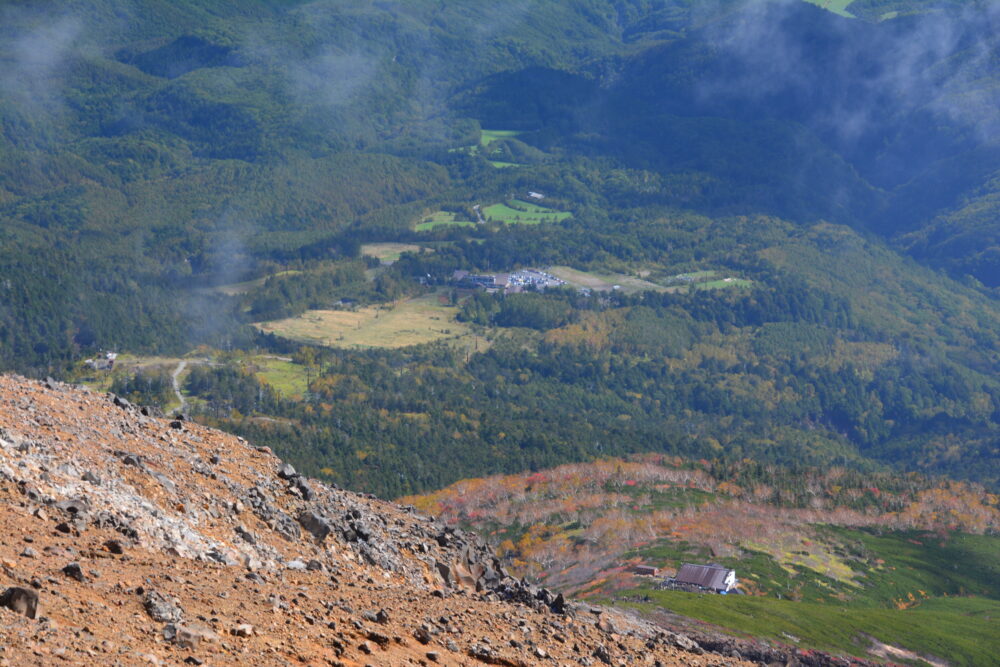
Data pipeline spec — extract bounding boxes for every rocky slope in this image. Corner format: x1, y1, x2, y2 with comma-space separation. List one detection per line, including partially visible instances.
0, 375, 750, 667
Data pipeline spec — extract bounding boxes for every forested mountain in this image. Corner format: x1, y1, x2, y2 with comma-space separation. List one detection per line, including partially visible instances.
1, 1, 999, 495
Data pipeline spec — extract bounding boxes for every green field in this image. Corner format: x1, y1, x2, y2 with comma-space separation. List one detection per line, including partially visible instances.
804, 0, 856, 17
695, 278, 753, 290
480, 129, 523, 146
360, 243, 431, 263
622, 591, 997, 666
482, 199, 571, 225
255, 292, 475, 349
415, 211, 477, 232
612, 528, 1000, 665
447, 130, 526, 168
251, 356, 309, 398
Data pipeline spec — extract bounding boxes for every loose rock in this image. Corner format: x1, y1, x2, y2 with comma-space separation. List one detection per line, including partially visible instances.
0, 586, 38, 619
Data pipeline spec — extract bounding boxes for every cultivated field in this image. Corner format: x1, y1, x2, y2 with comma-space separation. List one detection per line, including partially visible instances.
250, 355, 309, 397
255, 293, 474, 349
548, 266, 670, 293
804, 0, 856, 18
414, 211, 476, 232
695, 277, 753, 290
482, 199, 571, 225
360, 242, 431, 263
480, 129, 523, 146
446, 130, 526, 168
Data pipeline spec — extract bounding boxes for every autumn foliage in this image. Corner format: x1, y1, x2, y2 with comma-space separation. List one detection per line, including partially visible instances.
403, 457, 999, 592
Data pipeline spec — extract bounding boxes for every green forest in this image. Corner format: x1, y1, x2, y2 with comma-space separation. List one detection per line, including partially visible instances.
2, 0, 999, 499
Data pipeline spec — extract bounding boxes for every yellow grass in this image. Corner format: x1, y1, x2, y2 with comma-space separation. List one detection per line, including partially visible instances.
360, 243, 429, 264
548, 266, 669, 293
254, 293, 475, 349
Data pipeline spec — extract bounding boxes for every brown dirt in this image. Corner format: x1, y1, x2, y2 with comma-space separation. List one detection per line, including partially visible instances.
0, 375, 751, 667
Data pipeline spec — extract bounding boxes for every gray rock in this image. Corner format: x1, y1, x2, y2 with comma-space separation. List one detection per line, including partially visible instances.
55, 498, 90, 516
297, 510, 332, 543
231, 624, 253, 638
166, 623, 215, 650
143, 590, 183, 623
670, 633, 702, 654
61, 562, 85, 582
235, 525, 256, 544
292, 477, 315, 500
277, 463, 298, 480
0, 586, 38, 619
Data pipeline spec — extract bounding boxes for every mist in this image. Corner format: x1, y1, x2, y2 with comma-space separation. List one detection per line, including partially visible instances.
0, 8, 85, 146
696, 0, 1000, 150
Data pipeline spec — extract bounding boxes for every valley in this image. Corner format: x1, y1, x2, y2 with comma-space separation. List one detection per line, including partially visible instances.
2, 1, 998, 664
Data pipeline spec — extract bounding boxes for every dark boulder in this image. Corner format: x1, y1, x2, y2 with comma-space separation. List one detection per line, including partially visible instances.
297, 510, 332, 543
0, 586, 38, 619
62, 562, 86, 582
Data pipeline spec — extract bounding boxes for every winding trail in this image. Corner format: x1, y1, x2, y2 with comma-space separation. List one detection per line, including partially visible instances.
171, 360, 188, 412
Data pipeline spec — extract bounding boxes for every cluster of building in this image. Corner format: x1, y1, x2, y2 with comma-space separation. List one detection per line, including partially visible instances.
83, 351, 118, 371
636, 562, 739, 595
451, 269, 566, 294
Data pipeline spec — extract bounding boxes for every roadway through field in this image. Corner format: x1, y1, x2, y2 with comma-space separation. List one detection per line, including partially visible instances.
172, 361, 187, 412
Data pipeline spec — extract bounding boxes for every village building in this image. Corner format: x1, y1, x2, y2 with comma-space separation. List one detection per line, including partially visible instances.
633, 565, 659, 576
452, 269, 565, 293
673, 563, 737, 593
84, 351, 117, 371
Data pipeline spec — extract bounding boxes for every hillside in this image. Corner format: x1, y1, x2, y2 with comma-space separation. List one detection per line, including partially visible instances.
4, 3, 999, 494
405, 457, 1000, 665
152, 215, 1000, 497
2, 2, 1000, 662
0, 373, 769, 666
3, 0, 1000, 376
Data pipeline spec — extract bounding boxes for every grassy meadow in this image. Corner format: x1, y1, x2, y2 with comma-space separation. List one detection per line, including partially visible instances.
414, 211, 477, 232
804, 0, 857, 18
254, 292, 474, 349
481, 129, 523, 146
250, 355, 310, 398
621, 591, 998, 666
360, 243, 431, 263
548, 265, 670, 293
482, 199, 571, 225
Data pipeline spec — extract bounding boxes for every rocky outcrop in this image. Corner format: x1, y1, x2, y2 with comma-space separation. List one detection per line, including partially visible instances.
0, 375, 747, 666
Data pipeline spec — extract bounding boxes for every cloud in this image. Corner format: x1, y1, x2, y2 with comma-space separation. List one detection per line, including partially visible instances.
0, 10, 84, 119
694, 0, 1000, 146
290, 49, 378, 108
